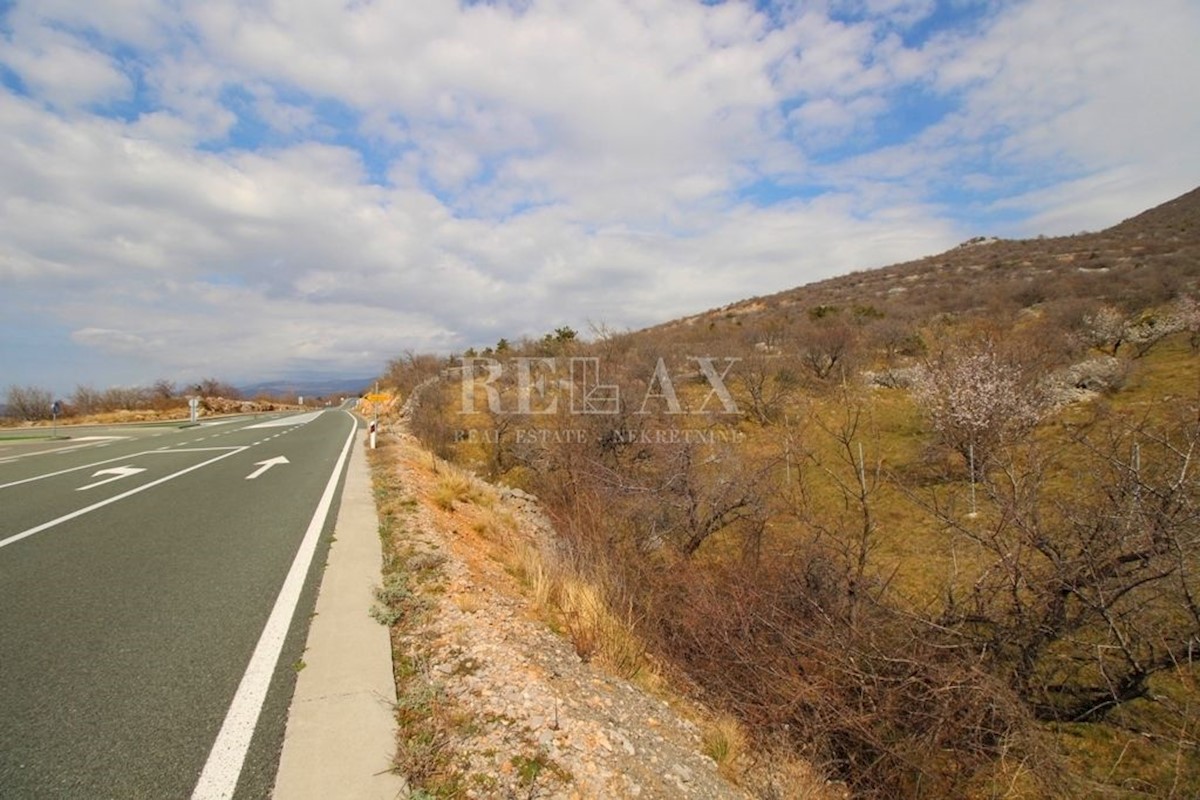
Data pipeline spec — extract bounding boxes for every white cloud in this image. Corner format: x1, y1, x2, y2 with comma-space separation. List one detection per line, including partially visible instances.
1, 0, 1198, 391
0, 23, 132, 109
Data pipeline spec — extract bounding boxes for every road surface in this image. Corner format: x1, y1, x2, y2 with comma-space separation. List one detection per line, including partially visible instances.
0, 407, 360, 798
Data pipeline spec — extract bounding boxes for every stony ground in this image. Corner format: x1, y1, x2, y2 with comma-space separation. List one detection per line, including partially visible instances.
374, 429, 774, 800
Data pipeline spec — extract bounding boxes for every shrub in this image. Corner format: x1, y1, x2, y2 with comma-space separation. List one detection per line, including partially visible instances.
4, 384, 53, 421
911, 342, 1049, 477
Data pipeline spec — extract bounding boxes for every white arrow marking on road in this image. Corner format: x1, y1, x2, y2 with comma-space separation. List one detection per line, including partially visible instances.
245, 456, 289, 480
76, 466, 147, 491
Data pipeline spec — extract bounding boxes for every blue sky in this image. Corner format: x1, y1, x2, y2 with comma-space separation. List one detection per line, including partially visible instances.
2, 0, 1199, 395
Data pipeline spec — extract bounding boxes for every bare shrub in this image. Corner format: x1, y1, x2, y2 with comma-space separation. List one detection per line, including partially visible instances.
383, 350, 445, 398
734, 352, 799, 425
920, 410, 1200, 724
641, 556, 1044, 799
797, 321, 857, 382
866, 317, 926, 365
4, 384, 53, 420
408, 380, 460, 460
194, 377, 241, 399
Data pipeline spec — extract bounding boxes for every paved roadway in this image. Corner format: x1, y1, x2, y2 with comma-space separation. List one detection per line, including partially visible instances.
0, 407, 360, 798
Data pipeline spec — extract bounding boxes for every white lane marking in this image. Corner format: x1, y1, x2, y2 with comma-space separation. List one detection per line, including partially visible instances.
242, 411, 323, 429
76, 466, 147, 491
191, 414, 356, 800
244, 456, 289, 480
0, 448, 249, 550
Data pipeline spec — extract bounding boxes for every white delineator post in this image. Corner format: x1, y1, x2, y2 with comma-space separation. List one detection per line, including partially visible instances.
369, 403, 378, 449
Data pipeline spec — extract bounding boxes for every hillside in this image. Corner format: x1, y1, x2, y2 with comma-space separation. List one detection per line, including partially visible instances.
652, 185, 1200, 340
380, 186, 1200, 799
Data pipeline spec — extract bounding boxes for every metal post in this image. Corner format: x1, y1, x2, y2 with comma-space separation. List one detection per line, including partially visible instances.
784, 414, 792, 486
969, 442, 977, 517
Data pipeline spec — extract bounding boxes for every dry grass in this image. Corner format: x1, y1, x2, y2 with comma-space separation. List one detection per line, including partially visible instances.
451, 591, 484, 614
431, 469, 491, 511
505, 538, 652, 682
701, 713, 750, 781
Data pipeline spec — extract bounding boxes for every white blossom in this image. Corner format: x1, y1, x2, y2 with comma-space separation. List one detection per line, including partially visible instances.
912, 344, 1048, 475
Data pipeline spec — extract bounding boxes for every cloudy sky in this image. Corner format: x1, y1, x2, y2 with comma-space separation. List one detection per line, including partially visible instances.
2, 0, 1198, 394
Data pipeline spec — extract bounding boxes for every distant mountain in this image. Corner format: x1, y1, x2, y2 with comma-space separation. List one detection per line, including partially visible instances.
238, 376, 376, 400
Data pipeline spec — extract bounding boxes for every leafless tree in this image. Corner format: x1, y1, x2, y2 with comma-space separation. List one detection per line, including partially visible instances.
4, 384, 54, 420
922, 413, 1200, 723
194, 377, 241, 399
151, 379, 177, 403
784, 395, 888, 626
734, 352, 798, 426
797, 321, 855, 381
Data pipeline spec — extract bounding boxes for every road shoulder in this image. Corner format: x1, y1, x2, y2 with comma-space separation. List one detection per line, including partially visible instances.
272, 430, 406, 799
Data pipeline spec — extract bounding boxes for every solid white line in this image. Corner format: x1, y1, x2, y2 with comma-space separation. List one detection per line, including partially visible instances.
0, 447, 249, 551
190, 413, 357, 800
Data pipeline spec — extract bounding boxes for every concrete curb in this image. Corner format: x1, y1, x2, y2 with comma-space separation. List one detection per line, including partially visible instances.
273, 431, 407, 799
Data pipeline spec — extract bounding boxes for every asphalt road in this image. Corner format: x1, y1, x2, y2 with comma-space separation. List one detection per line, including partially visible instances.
0, 407, 360, 798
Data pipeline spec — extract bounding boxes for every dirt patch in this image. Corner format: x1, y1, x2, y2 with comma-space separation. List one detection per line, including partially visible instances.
372, 430, 777, 799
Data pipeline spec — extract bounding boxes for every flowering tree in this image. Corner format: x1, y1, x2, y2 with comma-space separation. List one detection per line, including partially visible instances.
1081, 305, 1129, 356
1083, 299, 1195, 358
1171, 294, 1200, 352
912, 343, 1048, 477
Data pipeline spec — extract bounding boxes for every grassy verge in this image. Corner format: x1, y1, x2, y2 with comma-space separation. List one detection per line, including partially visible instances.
367, 440, 468, 798
367, 436, 576, 798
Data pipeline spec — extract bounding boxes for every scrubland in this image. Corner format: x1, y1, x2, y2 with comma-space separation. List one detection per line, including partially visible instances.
383, 188, 1200, 797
